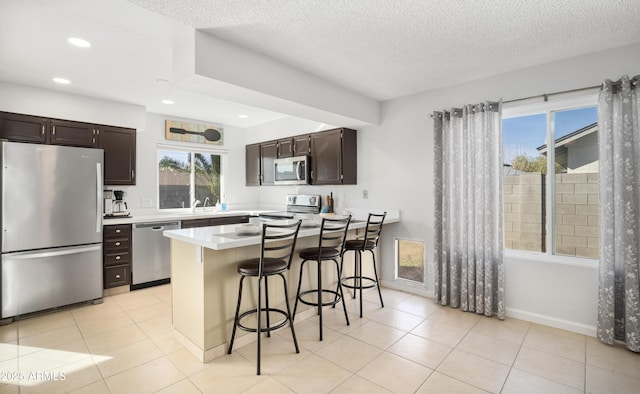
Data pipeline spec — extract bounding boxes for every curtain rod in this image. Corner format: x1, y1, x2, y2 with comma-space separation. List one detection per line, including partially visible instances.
503, 84, 601, 104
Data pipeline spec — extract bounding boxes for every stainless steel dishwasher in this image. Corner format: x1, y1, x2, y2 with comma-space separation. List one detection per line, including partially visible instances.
131, 221, 180, 289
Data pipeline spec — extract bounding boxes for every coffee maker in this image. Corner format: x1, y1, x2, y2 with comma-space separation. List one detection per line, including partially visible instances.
104, 189, 130, 217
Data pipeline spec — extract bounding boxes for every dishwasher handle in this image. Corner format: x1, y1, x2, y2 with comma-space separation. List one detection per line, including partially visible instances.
134, 222, 180, 231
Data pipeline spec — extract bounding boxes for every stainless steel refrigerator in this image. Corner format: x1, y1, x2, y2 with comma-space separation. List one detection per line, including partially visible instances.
1, 141, 103, 322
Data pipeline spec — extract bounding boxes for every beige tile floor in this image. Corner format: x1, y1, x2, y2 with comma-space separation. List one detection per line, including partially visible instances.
0, 284, 639, 393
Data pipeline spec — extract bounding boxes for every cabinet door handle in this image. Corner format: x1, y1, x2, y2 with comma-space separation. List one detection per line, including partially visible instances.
131, 170, 135, 179
52, 125, 56, 136
41, 125, 45, 135
115, 256, 121, 260
115, 242, 121, 246
115, 229, 121, 233
115, 274, 121, 279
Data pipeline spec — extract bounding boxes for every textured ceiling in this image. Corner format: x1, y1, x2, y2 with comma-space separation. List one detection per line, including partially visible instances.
128, 0, 640, 101
1, 0, 639, 128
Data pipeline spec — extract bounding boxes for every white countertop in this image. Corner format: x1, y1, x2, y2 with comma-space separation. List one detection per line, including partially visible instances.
163, 211, 399, 251
101, 209, 270, 225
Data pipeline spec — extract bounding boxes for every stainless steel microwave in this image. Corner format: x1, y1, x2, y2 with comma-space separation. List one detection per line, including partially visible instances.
274, 155, 309, 185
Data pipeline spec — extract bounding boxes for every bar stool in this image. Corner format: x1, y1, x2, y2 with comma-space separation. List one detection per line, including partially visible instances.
293, 215, 351, 341
227, 220, 302, 375
340, 212, 386, 318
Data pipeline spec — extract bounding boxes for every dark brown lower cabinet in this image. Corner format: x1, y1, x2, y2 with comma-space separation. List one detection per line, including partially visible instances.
103, 224, 132, 289
181, 215, 250, 229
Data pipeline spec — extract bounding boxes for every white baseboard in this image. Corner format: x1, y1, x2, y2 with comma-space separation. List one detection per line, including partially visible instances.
506, 307, 597, 337
380, 280, 433, 298
378, 282, 596, 337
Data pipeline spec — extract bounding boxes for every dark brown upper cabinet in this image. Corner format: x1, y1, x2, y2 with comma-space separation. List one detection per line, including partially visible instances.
1, 111, 136, 186
50, 119, 97, 148
293, 134, 311, 156
277, 135, 310, 158
310, 128, 357, 185
278, 138, 294, 158
98, 126, 136, 185
246, 143, 261, 186
0, 112, 49, 144
245, 127, 356, 186
260, 141, 278, 185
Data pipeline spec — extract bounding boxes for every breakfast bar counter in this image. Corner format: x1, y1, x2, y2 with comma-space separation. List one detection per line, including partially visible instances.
163, 212, 399, 362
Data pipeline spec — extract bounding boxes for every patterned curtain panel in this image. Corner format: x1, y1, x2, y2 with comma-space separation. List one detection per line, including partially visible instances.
433, 102, 505, 319
597, 74, 640, 352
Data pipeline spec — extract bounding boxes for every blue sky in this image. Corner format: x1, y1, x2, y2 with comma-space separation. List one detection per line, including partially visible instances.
503, 106, 597, 163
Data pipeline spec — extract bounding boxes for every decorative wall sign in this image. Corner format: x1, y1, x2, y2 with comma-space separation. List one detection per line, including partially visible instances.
165, 120, 224, 145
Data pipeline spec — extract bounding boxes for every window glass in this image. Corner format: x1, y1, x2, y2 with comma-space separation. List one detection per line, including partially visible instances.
502, 104, 599, 259
551, 107, 599, 258
396, 239, 425, 283
158, 149, 222, 210
503, 114, 547, 252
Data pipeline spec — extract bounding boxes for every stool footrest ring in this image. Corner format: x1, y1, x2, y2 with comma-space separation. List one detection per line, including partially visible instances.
298, 289, 342, 307
341, 275, 378, 290
236, 307, 290, 333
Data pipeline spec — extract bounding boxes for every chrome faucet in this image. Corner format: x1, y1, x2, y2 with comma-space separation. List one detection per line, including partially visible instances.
192, 199, 201, 208
203, 197, 210, 209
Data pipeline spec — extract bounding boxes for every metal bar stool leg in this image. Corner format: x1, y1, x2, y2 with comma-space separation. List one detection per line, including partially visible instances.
334, 258, 350, 326
264, 276, 271, 338
370, 249, 384, 307
352, 250, 358, 299
228, 276, 245, 354
317, 259, 323, 341
279, 273, 300, 353
256, 276, 263, 375
293, 260, 307, 320
357, 250, 364, 318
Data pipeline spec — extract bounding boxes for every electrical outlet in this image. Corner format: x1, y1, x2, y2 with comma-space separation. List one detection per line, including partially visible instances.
362, 190, 368, 199
140, 198, 153, 208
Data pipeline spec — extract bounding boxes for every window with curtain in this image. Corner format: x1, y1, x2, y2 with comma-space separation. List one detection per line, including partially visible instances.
502, 96, 599, 259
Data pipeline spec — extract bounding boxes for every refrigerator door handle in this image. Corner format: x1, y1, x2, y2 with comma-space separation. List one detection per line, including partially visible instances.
3, 244, 102, 260
96, 163, 103, 233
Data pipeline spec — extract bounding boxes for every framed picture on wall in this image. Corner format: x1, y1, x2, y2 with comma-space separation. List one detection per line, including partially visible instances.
165, 120, 224, 145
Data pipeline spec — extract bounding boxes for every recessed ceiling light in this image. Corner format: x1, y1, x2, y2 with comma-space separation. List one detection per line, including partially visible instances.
238, 114, 249, 119
161, 99, 174, 105
67, 37, 91, 48
53, 77, 71, 85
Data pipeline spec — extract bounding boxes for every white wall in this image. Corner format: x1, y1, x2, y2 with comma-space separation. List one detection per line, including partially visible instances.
117, 112, 253, 213
0, 82, 146, 129
352, 42, 640, 335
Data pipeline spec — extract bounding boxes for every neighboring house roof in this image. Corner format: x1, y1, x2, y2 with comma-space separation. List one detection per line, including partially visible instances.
536, 122, 598, 153
536, 122, 598, 171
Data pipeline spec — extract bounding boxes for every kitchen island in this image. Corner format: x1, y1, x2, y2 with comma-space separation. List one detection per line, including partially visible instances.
163, 211, 399, 362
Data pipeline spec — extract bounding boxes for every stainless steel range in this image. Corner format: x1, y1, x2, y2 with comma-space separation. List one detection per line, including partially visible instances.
259, 194, 321, 220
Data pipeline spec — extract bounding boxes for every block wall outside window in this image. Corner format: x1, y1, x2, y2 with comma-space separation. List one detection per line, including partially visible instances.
504, 174, 545, 252
555, 173, 600, 258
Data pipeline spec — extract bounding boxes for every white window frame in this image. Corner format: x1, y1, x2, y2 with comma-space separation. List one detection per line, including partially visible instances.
156, 143, 228, 213
502, 93, 599, 267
